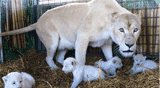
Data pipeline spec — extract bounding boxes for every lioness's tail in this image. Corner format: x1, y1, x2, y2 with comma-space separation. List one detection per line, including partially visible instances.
0, 23, 36, 36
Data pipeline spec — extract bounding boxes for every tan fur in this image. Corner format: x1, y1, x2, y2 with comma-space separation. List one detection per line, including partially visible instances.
0, 0, 141, 70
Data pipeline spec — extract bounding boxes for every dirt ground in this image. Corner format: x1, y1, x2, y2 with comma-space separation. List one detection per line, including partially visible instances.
0, 49, 159, 88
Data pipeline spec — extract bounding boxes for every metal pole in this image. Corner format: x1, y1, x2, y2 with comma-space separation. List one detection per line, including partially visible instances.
0, 0, 4, 63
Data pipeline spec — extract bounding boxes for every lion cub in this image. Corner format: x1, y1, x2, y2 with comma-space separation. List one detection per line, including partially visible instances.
62, 57, 105, 88
94, 56, 123, 78
127, 54, 158, 75
2, 72, 35, 88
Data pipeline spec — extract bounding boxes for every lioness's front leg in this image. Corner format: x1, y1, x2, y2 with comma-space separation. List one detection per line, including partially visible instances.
75, 34, 89, 65
56, 50, 68, 65
101, 38, 113, 60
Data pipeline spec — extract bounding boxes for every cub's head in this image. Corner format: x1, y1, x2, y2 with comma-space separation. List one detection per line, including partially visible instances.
111, 56, 123, 69
133, 54, 146, 66
2, 72, 23, 88
62, 57, 77, 74
110, 12, 141, 57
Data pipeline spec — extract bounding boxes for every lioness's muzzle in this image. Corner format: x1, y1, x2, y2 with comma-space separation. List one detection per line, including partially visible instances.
123, 50, 133, 53
125, 43, 134, 48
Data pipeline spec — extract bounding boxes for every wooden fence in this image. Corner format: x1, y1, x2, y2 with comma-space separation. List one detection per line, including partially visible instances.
0, 0, 159, 63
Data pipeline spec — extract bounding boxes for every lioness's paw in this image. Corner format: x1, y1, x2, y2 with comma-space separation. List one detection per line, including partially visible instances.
51, 65, 60, 70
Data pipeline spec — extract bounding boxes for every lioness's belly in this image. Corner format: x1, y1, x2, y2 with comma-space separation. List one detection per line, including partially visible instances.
58, 37, 106, 50
58, 37, 75, 50
89, 39, 106, 47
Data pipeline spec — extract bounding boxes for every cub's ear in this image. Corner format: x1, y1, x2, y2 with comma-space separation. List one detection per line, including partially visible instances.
113, 59, 116, 64
72, 59, 77, 66
133, 55, 136, 60
144, 56, 147, 60
2, 76, 8, 83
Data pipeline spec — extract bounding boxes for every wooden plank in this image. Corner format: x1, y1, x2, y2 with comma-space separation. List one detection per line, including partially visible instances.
5, 1, 9, 40
144, 7, 150, 55
155, 4, 159, 55
147, 8, 152, 55
14, 0, 21, 49
141, 8, 146, 54
11, 0, 17, 48
153, 7, 158, 55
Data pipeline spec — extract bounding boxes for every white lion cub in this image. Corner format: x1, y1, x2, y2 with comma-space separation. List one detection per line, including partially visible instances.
94, 56, 123, 78
127, 54, 158, 75
2, 72, 35, 88
62, 57, 105, 88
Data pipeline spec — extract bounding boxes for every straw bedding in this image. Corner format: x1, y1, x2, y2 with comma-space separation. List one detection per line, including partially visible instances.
0, 49, 159, 88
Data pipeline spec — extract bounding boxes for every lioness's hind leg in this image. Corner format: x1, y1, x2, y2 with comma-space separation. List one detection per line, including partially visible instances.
45, 33, 60, 70
56, 50, 68, 65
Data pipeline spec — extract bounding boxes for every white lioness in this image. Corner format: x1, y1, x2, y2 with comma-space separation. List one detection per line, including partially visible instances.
0, 0, 141, 70
62, 57, 105, 88
2, 72, 35, 88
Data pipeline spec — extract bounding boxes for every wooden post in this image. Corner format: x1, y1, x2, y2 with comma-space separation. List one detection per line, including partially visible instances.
20, 0, 26, 49
14, 0, 21, 49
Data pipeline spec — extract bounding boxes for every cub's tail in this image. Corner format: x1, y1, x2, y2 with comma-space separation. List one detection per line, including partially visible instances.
0, 23, 36, 36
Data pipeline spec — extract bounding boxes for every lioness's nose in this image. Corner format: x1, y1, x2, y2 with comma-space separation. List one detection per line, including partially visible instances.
125, 43, 134, 48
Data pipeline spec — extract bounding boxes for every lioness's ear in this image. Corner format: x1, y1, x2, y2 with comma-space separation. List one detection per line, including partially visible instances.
2, 76, 8, 83
112, 12, 118, 18
135, 10, 141, 18
111, 12, 119, 23
134, 12, 141, 24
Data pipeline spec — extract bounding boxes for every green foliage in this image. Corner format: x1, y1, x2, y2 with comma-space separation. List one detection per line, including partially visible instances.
3, 39, 21, 60
112, 42, 124, 59
25, 33, 35, 50
2, 33, 35, 61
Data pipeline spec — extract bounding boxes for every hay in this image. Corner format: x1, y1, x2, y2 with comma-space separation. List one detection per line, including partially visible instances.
0, 49, 159, 88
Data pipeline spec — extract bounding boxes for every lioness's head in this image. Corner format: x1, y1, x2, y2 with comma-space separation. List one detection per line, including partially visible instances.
110, 12, 141, 57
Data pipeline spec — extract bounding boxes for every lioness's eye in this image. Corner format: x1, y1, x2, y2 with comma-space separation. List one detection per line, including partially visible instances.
119, 28, 124, 32
133, 28, 138, 32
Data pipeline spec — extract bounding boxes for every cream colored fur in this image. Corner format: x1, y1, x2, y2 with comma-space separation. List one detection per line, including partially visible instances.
2, 72, 35, 88
0, 0, 141, 70
62, 57, 105, 88
127, 54, 158, 75
95, 56, 123, 78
